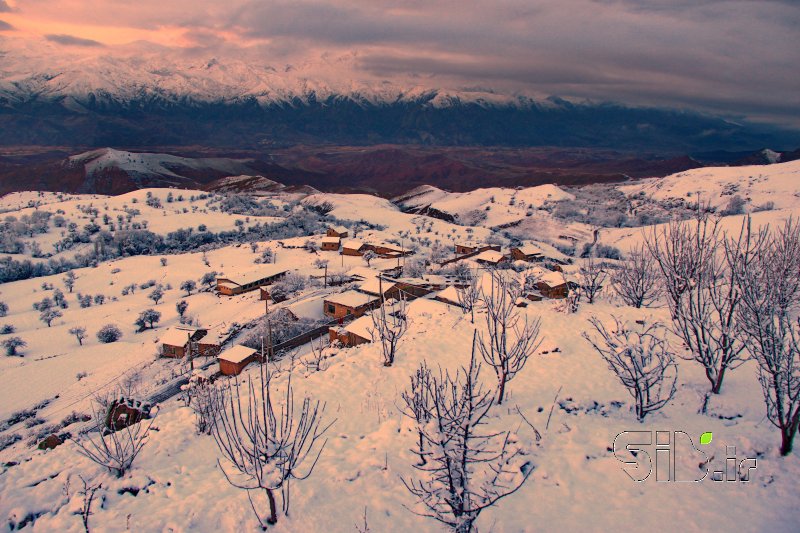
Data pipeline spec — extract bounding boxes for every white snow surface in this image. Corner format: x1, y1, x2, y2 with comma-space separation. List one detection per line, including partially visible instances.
2, 159, 800, 532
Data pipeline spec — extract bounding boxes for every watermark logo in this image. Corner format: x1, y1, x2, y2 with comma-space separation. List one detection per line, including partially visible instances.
613, 430, 757, 482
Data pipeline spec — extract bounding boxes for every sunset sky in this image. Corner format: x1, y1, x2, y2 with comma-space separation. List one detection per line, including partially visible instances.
1, 0, 798, 126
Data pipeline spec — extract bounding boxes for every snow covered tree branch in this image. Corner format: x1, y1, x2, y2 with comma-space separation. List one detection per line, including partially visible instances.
210, 361, 335, 527
478, 271, 542, 404
583, 316, 677, 420
401, 333, 533, 533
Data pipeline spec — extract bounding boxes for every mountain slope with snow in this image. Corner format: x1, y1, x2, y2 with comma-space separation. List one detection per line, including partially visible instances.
620, 159, 800, 211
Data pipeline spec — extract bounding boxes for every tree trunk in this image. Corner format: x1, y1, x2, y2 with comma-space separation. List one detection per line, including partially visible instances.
497, 378, 506, 405
265, 488, 278, 525
780, 417, 799, 456
711, 364, 726, 394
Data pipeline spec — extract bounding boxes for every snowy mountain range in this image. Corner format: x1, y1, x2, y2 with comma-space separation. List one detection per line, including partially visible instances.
0, 41, 797, 151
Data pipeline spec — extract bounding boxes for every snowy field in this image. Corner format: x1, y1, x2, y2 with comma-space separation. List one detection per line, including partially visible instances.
1, 160, 800, 532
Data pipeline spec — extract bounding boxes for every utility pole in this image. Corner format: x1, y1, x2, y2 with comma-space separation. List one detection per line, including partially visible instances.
187, 331, 194, 372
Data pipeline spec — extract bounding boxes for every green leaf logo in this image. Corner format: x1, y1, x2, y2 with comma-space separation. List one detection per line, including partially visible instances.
700, 432, 713, 445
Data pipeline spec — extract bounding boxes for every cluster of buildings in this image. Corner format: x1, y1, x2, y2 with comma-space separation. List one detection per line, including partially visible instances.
320, 226, 411, 259
164, 228, 574, 378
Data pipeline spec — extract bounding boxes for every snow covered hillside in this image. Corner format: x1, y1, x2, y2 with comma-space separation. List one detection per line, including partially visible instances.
1, 158, 800, 532
620, 159, 800, 212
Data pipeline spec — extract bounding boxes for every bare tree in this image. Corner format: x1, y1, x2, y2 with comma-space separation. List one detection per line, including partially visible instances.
369, 287, 408, 367
456, 275, 481, 323
301, 336, 331, 373
611, 243, 662, 308
644, 210, 717, 315
210, 360, 334, 527
646, 214, 750, 394
362, 250, 377, 266
478, 271, 542, 405
64, 271, 76, 293
735, 218, 800, 455
72, 401, 157, 478
182, 373, 220, 435
401, 334, 533, 533
40, 308, 62, 327
583, 316, 677, 420
577, 257, 607, 304
400, 361, 434, 465
69, 326, 87, 346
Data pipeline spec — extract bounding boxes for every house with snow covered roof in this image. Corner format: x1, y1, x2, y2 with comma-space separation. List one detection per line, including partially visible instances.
341, 239, 368, 256
329, 314, 374, 347
323, 290, 380, 319
327, 225, 350, 238
216, 265, 289, 296
218, 344, 259, 376
474, 249, 507, 266
160, 326, 208, 358
510, 243, 544, 262
320, 236, 341, 251
455, 242, 501, 255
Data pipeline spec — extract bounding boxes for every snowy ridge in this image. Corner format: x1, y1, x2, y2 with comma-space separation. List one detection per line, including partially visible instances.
395, 184, 574, 228
0, 40, 550, 110
620, 159, 800, 211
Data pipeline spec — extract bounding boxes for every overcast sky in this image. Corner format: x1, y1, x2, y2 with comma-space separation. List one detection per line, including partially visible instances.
1, 0, 798, 127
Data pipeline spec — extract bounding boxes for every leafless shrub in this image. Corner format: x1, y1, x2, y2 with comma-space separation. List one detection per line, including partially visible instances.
401, 334, 533, 532
211, 362, 334, 527
583, 316, 677, 420
477, 272, 542, 405
76, 475, 102, 533
72, 401, 157, 478
301, 336, 332, 373
611, 244, 662, 308
734, 218, 800, 455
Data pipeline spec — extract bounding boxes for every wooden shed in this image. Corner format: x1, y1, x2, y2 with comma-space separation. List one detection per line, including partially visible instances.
218, 344, 259, 376
216, 265, 289, 296
323, 290, 380, 319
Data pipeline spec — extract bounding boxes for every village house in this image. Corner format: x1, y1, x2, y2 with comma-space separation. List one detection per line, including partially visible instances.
216, 265, 289, 296
218, 344, 259, 376
329, 314, 373, 347
320, 236, 341, 251
434, 285, 464, 308
341, 239, 368, 256
371, 242, 410, 258
531, 270, 575, 299
358, 276, 400, 299
510, 243, 544, 262
160, 326, 209, 358
327, 225, 350, 238
474, 249, 508, 267
195, 329, 222, 356
323, 290, 380, 319
455, 242, 501, 255
284, 297, 328, 322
